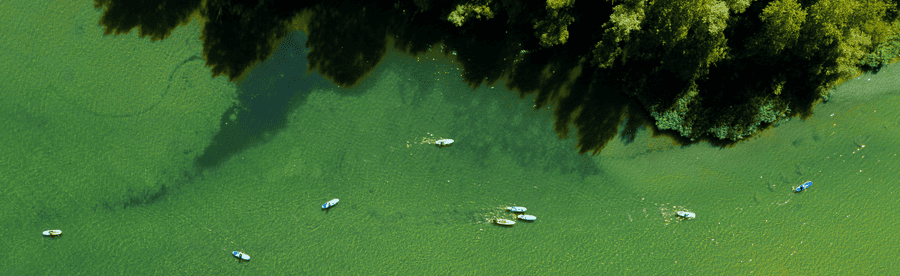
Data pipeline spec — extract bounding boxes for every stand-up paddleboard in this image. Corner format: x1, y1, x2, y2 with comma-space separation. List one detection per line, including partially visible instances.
42, 230, 62, 237
322, 198, 339, 209
794, 181, 812, 192
506, 206, 527, 213
676, 211, 696, 220
435, 138, 454, 148
232, 251, 250, 261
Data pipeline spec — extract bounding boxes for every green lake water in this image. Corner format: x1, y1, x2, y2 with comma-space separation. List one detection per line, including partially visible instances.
2, 1, 899, 275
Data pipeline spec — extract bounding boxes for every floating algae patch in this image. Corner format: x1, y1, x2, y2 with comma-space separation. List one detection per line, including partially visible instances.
469, 205, 523, 225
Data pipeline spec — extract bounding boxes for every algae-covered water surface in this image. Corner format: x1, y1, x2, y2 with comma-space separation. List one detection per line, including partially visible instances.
2, 1, 899, 275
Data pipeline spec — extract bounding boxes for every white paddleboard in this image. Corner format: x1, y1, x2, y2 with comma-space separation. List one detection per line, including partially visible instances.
506, 206, 527, 213
676, 211, 696, 219
435, 139, 454, 147
232, 251, 250, 261
322, 198, 339, 209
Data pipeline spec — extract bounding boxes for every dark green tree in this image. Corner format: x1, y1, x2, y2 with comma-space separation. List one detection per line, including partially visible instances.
750, 0, 807, 56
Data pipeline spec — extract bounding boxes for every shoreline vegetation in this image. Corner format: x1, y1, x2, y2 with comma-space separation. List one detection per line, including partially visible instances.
95, 0, 900, 154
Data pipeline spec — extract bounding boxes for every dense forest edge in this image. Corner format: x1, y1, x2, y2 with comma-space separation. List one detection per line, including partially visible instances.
94, 0, 900, 155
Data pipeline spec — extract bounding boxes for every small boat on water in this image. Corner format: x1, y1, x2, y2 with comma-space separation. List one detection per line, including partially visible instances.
232, 251, 250, 262
795, 181, 812, 193
506, 206, 527, 213
42, 230, 62, 237
322, 198, 339, 209
435, 138, 454, 148
517, 214, 537, 221
676, 211, 696, 220
494, 218, 516, 226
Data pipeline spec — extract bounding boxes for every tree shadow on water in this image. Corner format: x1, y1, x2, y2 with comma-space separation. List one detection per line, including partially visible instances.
303, 2, 392, 90
93, 0, 741, 166
195, 31, 333, 169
